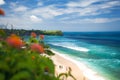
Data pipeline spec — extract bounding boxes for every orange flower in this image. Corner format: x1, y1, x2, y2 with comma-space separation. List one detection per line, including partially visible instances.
6, 34, 24, 49
31, 32, 36, 38
30, 43, 44, 53
32, 56, 35, 60
40, 35, 44, 39
0, 8, 5, 16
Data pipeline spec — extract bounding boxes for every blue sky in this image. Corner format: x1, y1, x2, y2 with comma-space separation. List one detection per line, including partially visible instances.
0, 0, 120, 31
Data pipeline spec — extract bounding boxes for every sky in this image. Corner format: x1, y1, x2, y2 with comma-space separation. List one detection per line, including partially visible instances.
0, 0, 120, 32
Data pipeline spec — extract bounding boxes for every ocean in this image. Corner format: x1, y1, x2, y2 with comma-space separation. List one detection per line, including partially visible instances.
44, 32, 120, 80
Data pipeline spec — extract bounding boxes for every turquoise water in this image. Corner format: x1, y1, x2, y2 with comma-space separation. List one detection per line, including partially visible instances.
44, 32, 120, 80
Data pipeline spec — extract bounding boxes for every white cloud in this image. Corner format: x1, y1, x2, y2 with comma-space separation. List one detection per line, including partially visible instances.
61, 18, 120, 24
0, 0, 120, 30
37, 2, 43, 6
0, 14, 44, 29
65, 0, 120, 17
88, 18, 120, 23
9, 2, 28, 12
84, 18, 110, 23
14, 6, 28, 12
100, 1, 120, 9
0, 0, 5, 5
30, 15, 42, 22
0, 17, 32, 29
9, 0, 120, 21
30, 5, 63, 19
10, 2, 17, 7
67, 0, 100, 7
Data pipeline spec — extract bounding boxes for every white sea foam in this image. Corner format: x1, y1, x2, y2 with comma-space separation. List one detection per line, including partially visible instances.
51, 49, 106, 80
50, 43, 89, 52
62, 46, 89, 52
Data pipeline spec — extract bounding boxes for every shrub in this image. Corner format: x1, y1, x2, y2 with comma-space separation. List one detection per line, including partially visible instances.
0, 31, 59, 80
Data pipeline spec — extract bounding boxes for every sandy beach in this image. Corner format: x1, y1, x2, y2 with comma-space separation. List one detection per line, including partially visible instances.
51, 50, 107, 80
51, 50, 87, 80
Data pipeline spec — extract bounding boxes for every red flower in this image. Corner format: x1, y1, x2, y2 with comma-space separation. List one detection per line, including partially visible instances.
31, 32, 37, 38
0, 8, 5, 16
30, 43, 44, 53
40, 35, 44, 39
6, 34, 24, 49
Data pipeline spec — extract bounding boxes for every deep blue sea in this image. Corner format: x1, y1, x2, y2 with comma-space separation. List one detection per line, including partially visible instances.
44, 32, 120, 80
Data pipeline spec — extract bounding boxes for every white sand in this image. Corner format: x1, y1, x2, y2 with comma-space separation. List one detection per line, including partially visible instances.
51, 50, 86, 80
51, 50, 106, 80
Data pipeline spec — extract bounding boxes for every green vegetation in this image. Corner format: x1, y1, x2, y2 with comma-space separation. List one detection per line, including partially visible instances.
0, 29, 75, 80
1, 29, 63, 36
57, 67, 76, 80
0, 30, 58, 80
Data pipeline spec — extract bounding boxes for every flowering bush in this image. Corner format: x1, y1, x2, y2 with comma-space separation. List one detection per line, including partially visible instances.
0, 30, 75, 80
40, 35, 44, 40
30, 43, 44, 53
0, 30, 59, 80
6, 34, 24, 49
31, 32, 37, 38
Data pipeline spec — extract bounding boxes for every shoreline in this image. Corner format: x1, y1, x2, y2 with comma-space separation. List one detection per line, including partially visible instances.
51, 49, 106, 80
51, 50, 86, 80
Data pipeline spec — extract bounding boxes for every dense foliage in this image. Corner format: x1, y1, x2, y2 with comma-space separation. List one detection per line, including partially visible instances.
0, 29, 59, 80
0, 28, 63, 36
